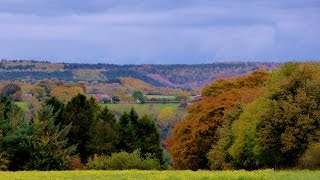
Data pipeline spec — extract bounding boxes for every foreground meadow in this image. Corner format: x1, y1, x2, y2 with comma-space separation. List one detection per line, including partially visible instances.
0, 170, 320, 180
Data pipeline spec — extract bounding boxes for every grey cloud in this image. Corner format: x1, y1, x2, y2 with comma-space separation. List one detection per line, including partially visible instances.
0, 0, 319, 64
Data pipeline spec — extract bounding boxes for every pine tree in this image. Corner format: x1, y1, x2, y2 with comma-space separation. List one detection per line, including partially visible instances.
89, 106, 118, 155
136, 115, 163, 163
62, 94, 99, 162
24, 105, 76, 170
44, 96, 65, 125
0, 95, 32, 171
117, 112, 137, 152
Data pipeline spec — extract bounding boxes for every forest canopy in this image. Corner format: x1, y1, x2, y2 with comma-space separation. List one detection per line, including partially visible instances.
167, 62, 320, 170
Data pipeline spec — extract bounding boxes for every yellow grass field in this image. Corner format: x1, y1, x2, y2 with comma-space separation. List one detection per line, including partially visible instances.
0, 170, 320, 180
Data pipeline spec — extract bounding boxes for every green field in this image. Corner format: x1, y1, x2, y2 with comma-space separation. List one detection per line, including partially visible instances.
101, 103, 180, 117
146, 95, 176, 100
15, 102, 29, 112
0, 170, 319, 180
16, 102, 180, 115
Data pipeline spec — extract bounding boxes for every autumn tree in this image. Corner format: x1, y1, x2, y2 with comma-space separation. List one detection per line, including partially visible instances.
157, 107, 175, 127
166, 70, 270, 170
1, 83, 22, 101
256, 63, 320, 168
51, 86, 83, 102
175, 91, 189, 102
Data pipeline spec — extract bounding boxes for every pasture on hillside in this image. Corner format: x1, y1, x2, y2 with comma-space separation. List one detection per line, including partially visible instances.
0, 170, 319, 179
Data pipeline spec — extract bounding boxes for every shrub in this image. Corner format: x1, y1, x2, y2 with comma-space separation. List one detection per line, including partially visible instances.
86, 150, 160, 170
67, 156, 84, 170
0, 153, 9, 171
298, 143, 320, 169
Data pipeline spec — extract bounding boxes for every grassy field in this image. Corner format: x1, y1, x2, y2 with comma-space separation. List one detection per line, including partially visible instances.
16, 102, 180, 115
15, 101, 29, 112
0, 170, 319, 180
146, 95, 176, 100
101, 103, 180, 117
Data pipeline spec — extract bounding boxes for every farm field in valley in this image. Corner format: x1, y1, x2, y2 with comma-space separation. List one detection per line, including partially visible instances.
16, 102, 180, 114
145, 95, 176, 100
101, 103, 180, 117
15, 102, 29, 112
0, 170, 319, 180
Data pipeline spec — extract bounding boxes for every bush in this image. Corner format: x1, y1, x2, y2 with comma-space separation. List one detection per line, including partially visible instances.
86, 150, 161, 170
298, 143, 320, 169
67, 156, 84, 170
0, 153, 9, 171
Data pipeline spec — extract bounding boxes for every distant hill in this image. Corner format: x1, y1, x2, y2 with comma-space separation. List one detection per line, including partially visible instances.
0, 60, 279, 88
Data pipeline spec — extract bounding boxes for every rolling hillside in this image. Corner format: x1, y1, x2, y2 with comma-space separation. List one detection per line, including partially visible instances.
0, 60, 279, 88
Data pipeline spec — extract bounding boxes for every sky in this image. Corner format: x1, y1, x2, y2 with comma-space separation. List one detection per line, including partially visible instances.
0, 0, 319, 64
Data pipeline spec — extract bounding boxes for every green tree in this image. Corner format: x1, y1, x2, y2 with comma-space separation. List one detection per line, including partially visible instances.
227, 100, 266, 170
136, 115, 163, 164
132, 91, 146, 104
129, 107, 139, 128
89, 106, 118, 155
208, 104, 243, 170
44, 96, 65, 125
175, 92, 189, 102
256, 63, 320, 168
116, 112, 137, 152
32, 86, 46, 101
112, 96, 120, 103
0, 95, 32, 171
24, 105, 76, 170
63, 94, 99, 162
0, 130, 9, 171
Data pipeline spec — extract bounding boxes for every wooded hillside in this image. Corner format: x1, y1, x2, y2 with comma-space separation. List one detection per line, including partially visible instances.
0, 60, 278, 88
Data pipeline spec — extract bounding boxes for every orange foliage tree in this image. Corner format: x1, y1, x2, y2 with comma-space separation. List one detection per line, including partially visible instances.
166, 70, 270, 170
51, 86, 83, 102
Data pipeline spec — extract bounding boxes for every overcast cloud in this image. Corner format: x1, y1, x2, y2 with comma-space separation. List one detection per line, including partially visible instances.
0, 0, 319, 64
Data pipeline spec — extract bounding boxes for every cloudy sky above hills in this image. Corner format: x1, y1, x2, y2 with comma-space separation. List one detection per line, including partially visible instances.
0, 0, 319, 64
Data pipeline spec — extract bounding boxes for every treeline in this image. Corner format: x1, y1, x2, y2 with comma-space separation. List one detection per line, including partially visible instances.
0, 71, 74, 82
167, 62, 320, 170
0, 60, 278, 87
0, 94, 163, 171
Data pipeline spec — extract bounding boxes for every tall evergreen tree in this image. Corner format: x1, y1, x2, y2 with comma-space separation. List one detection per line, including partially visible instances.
62, 94, 99, 162
89, 106, 118, 155
44, 96, 65, 125
24, 105, 76, 170
117, 108, 163, 163
129, 107, 139, 127
0, 95, 32, 171
136, 115, 163, 163
117, 112, 137, 152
